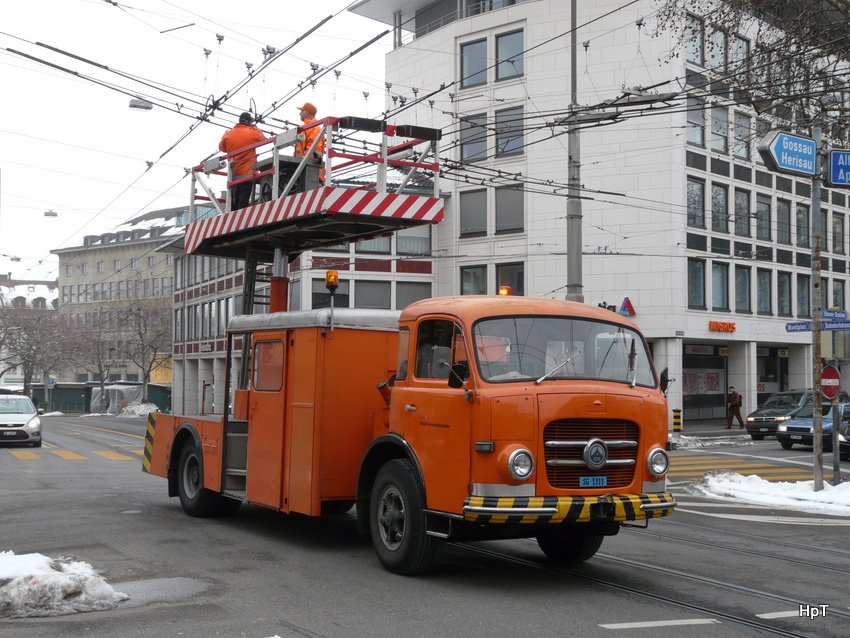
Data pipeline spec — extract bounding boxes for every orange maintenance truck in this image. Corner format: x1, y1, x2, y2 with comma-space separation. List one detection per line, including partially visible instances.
143, 116, 675, 574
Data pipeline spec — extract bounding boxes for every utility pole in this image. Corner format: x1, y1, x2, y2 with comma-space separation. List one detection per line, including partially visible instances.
566, 0, 583, 302
811, 125, 824, 491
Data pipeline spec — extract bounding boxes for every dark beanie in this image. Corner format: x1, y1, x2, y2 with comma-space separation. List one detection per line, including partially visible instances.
239, 112, 253, 124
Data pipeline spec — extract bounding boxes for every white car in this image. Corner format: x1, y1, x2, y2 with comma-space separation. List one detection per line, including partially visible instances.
0, 395, 43, 447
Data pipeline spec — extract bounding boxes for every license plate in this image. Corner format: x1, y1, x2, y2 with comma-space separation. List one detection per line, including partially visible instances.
580, 476, 607, 488
759, 427, 769, 432
3, 431, 15, 436
791, 435, 803, 440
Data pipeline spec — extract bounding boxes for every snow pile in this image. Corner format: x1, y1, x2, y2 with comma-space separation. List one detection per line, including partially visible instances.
117, 402, 159, 418
0, 552, 128, 618
671, 434, 753, 449
690, 471, 850, 516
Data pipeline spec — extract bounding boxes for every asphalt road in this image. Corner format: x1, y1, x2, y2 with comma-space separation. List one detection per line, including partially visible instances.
1, 414, 848, 638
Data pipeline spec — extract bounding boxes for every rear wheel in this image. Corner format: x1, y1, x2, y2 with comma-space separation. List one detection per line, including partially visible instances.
369, 459, 436, 575
750, 433, 765, 441
177, 439, 227, 517
779, 439, 793, 450
536, 528, 604, 563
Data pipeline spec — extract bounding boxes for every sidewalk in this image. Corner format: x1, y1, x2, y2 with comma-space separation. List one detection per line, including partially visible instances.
672, 417, 748, 438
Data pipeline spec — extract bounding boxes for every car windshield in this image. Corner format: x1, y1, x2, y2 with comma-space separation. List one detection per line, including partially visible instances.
0, 397, 35, 414
793, 404, 831, 419
473, 316, 655, 386
763, 393, 804, 408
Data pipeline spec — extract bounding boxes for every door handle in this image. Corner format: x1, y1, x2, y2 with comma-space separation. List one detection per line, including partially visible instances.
404, 404, 417, 412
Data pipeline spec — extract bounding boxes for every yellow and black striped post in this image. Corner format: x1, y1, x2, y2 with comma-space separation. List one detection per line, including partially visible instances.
672, 409, 682, 434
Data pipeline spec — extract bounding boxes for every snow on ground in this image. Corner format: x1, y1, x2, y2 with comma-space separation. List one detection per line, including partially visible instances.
672, 433, 753, 449
0, 552, 128, 618
117, 402, 159, 418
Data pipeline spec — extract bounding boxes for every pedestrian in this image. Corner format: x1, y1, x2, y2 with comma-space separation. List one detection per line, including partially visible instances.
219, 112, 266, 210
726, 385, 744, 429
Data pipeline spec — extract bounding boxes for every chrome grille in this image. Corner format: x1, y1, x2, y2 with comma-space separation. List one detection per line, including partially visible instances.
543, 419, 639, 488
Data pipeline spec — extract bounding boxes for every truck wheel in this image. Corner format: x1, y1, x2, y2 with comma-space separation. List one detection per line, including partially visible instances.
779, 440, 793, 450
370, 459, 436, 575
536, 528, 604, 563
177, 440, 224, 517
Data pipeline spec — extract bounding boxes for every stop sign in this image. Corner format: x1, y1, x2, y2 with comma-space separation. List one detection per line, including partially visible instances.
821, 365, 841, 400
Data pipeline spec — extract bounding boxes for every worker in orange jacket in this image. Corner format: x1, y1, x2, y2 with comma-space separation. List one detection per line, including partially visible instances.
219, 112, 266, 210
294, 102, 325, 182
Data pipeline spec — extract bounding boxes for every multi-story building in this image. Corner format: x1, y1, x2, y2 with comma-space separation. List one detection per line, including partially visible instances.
52, 208, 181, 386
0, 277, 58, 391
347, 0, 850, 421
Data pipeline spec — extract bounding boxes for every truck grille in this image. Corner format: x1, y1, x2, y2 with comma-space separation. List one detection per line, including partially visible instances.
542, 419, 639, 489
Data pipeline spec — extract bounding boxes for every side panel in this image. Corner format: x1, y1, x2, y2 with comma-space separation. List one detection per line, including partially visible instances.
286, 327, 319, 514
144, 413, 224, 493
144, 413, 178, 478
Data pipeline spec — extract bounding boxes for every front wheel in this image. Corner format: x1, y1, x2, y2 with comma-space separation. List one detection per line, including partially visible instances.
750, 433, 765, 441
536, 528, 604, 563
177, 439, 227, 517
369, 459, 436, 575
779, 439, 793, 450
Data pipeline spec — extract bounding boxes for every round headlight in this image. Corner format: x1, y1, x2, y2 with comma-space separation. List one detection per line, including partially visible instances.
508, 449, 534, 481
647, 447, 669, 477
777, 425, 787, 432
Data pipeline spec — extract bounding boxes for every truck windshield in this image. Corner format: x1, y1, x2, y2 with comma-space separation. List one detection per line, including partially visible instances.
473, 316, 655, 386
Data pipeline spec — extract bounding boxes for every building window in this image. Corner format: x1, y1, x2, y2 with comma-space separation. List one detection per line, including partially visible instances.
460, 265, 487, 295
496, 30, 523, 80
797, 274, 810, 317
130, 258, 138, 270
312, 278, 349, 309
495, 185, 523, 233
65, 264, 72, 276
733, 112, 751, 160
731, 35, 750, 74
711, 183, 728, 232
685, 14, 704, 66
709, 29, 726, 71
80, 263, 88, 275
496, 262, 524, 295
396, 282, 431, 309
495, 107, 524, 156
777, 199, 791, 244
148, 256, 156, 268
688, 258, 706, 308
710, 106, 728, 153
687, 178, 705, 228
460, 39, 487, 88
686, 97, 705, 146
712, 262, 729, 311
757, 268, 771, 314
166, 254, 173, 266
821, 277, 829, 309
355, 280, 391, 309
459, 189, 487, 237
460, 113, 487, 162
796, 204, 810, 248
735, 265, 751, 312
778, 271, 792, 316
113, 259, 121, 271
833, 213, 845, 254
755, 118, 768, 165
820, 208, 829, 252
734, 189, 751, 237
356, 235, 391, 253
397, 224, 431, 255
834, 279, 845, 310
97, 261, 104, 273
755, 194, 771, 241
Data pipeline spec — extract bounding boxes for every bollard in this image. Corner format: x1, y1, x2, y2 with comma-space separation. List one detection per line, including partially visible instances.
673, 408, 682, 433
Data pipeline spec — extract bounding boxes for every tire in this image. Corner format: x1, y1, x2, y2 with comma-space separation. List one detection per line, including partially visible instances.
536, 528, 604, 564
750, 433, 765, 441
31, 440, 42, 448
177, 439, 225, 517
369, 459, 436, 575
779, 439, 793, 450
217, 497, 243, 517
322, 500, 355, 516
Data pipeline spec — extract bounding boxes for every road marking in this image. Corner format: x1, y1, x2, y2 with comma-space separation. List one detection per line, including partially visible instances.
49, 421, 145, 440
93, 450, 135, 461
675, 508, 850, 525
756, 611, 801, 619
8, 450, 40, 460
599, 619, 720, 629
52, 450, 86, 461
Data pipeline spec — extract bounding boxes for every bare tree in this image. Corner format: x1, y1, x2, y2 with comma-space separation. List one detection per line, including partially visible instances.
118, 296, 172, 402
65, 310, 115, 412
2, 311, 66, 400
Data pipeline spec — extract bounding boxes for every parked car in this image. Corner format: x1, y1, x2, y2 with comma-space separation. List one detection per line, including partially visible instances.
839, 419, 850, 461
745, 389, 850, 440
0, 395, 43, 447
775, 402, 850, 451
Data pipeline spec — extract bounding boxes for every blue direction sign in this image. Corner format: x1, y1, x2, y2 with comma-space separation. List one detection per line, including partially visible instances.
827, 150, 850, 188
758, 131, 816, 177
822, 308, 848, 320
786, 321, 812, 332
823, 321, 850, 331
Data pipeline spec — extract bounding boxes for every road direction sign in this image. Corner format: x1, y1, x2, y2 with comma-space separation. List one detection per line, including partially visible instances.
823, 320, 850, 331
785, 321, 812, 332
46, 378, 56, 389
827, 150, 850, 188
821, 365, 841, 400
822, 308, 848, 320
758, 131, 816, 177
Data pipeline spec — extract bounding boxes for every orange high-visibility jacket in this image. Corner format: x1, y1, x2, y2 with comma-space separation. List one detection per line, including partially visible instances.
295, 117, 326, 158
219, 124, 266, 176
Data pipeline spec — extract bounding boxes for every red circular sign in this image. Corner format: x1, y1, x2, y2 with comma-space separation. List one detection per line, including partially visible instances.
821, 365, 841, 400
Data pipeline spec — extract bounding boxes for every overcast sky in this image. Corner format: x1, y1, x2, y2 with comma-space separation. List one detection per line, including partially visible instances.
0, 0, 393, 281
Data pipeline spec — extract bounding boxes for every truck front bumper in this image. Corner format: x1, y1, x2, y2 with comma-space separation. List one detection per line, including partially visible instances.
462, 492, 676, 525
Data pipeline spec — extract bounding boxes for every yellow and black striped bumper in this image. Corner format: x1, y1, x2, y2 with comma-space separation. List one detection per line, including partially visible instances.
142, 412, 156, 473
462, 492, 676, 525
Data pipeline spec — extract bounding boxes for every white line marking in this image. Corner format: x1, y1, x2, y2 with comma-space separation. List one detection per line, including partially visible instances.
675, 508, 850, 525
599, 619, 720, 629
756, 611, 800, 619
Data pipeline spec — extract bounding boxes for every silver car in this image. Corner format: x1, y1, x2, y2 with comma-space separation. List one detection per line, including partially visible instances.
0, 395, 42, 447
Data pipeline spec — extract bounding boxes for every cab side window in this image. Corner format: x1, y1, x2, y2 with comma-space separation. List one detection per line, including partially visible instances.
415, 320, 462, 379
253, 341, 284, 391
